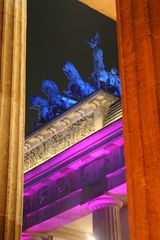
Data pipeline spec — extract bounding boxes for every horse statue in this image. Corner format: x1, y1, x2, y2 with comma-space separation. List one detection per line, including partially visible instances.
30, 96, 52, 126
104, 68, 121, 97
63, 61, 95, 100
88, 32, 109, 89
42, 80, 63, 113
42, 79, 77, 113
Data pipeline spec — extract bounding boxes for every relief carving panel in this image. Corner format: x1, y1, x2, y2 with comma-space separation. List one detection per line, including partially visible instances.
24, 114, 95, 172
24, 92, 117, 173
24, 147, 124, 216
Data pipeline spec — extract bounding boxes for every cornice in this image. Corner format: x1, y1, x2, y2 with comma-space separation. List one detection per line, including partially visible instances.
24, 91, 117, 173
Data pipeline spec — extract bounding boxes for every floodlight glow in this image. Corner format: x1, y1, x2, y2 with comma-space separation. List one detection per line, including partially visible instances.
87, 234, 96, 240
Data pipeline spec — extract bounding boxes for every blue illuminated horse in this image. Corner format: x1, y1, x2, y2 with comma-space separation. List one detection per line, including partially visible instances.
42, 79, 77, 113
63, 61, 95, 100
30, 96, 52, 126
105, 68, 121, 97
42, 80, 62, 113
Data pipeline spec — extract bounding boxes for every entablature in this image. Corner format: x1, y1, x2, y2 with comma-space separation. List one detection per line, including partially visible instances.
24, 91, 117, 172
23, 119, 124, 231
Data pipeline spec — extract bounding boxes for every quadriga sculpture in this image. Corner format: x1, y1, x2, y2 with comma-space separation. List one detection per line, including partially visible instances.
63, 61, 95, 100
29, 31, 121, 129
42, 79, 77, 113
30, 96, 52, 126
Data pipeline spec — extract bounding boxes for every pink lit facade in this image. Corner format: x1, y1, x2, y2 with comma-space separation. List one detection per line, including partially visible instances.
23, 94, 129, 240
23, 118, 128, 238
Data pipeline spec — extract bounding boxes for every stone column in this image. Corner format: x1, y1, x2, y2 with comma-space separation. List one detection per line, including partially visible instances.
89, 196, 123, 240
0, 0, 26, 239
116, 1, 160, 240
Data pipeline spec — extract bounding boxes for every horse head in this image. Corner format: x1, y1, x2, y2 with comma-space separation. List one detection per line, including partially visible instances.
30, 96, 48, 109
63, 61, 83, 83
108, 72, 117, 87
111, 67, 118, 75
42, 79, 59, 97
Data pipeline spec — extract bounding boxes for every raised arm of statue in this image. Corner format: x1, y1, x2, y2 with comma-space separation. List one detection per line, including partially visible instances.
88, 32, 108, 89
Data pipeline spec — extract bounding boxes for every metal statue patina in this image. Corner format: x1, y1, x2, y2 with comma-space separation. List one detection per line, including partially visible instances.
29, 32, 121, 129
63, 61, 95, 100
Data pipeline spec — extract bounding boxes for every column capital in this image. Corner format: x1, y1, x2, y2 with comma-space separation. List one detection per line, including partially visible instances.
88, 194, 123, 211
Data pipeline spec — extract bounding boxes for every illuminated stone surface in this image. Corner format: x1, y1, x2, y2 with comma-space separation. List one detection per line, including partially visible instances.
89, 195, 123, 240
116, 0, 160, 239
25, 91, 116, 172
1, 0, 159, 239
23, 120, 125, 235
79, 1, 160, 239
79, 0, 116, 20
0, 0, 26, 239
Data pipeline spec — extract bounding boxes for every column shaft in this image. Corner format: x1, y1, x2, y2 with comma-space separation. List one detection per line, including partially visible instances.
116, 0, 160, 239
93, 205, 122, 240
0, 0, 26, 239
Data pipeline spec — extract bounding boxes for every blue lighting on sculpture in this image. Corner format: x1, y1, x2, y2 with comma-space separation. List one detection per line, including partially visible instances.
88, 32, 121, 96
30, 96, 52, 126
63, 61, 95, 100
42, 80, 76, 113
88, 31, 109, 89
30, 32, 121, 128
106, 67, 121, 96
30, 80, 77, 127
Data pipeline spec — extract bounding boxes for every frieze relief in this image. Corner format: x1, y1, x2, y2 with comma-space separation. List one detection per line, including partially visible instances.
24, 146, 124, 217
24, 114, 94, 172
24, 92, 117, 172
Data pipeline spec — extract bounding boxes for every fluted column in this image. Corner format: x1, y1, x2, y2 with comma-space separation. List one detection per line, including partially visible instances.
0, 0, 26, 239
116, 0, 160, 240
89, 196, 123, 240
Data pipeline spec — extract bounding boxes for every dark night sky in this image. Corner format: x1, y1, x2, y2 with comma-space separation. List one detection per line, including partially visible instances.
26, 0, 118, 136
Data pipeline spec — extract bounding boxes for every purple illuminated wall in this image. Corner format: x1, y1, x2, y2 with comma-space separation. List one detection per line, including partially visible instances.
23, 120, 126, 235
